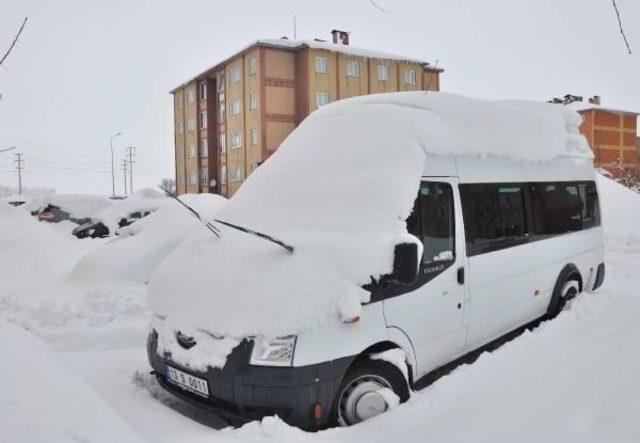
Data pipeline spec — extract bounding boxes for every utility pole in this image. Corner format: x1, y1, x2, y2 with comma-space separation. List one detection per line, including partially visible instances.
14, 152, 24, 195
122, 159, 128, 195
125, 146, 136, 193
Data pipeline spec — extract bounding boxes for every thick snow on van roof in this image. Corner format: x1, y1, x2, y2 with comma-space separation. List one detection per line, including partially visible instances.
148, 92, 593, 366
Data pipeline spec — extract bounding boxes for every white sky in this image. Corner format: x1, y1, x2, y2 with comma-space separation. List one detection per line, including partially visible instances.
0, 0, 638, 194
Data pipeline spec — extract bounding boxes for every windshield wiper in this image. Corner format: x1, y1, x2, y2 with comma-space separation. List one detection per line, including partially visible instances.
159, 186, 294, 253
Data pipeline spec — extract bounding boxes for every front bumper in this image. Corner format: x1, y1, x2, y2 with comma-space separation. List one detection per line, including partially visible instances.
147, 330, 353, 429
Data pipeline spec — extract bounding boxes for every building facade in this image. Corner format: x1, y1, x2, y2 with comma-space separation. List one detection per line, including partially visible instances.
171, 31, 442, 196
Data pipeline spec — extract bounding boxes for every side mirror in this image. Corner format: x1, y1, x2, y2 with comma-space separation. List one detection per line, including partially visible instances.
391, 243, 420, 286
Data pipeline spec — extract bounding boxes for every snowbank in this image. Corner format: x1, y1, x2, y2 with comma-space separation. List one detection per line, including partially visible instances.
149, 92, 593, 361
70, 193, 226, 285
0, 204, 86, 289
596, 174, 640, 248
0, 322, 145, 443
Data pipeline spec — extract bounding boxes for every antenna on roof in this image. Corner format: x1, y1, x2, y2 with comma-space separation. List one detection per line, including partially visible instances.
293, 15, 297, 40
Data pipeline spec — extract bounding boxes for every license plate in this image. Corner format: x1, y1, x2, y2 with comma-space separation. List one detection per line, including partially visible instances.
165, 365, 209, 397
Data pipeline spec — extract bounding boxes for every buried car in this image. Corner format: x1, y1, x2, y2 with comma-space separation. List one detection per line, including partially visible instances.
72, 209, 155, 239
146, 92, 603, 429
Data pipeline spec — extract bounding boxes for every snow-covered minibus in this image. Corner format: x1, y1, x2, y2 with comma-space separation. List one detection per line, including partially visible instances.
147, 92, 604, 429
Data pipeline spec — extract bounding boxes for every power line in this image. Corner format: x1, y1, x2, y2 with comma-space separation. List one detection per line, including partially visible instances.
0, 17, 28, 68
367, 0, 389, 13
612, 0, 632, 54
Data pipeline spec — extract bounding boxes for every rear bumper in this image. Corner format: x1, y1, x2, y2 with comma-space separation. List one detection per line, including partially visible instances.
147, 330, 353, 429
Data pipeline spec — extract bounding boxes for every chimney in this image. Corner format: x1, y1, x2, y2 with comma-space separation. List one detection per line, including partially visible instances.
589, 95, 601, 105
331, 29, 350, 45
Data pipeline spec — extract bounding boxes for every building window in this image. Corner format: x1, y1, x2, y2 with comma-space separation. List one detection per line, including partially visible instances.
219, 104, 225, 123
230, 99, 241, 116
316, 56, 328, 74
188, 171, 197, 186
201, 139, 208, 157
250, 128, 258, 145
378, 64, 389, 81
220, 165, 227, 184
201, 167, 209, 186
248, 57, 257, 76
347, 61, 360, 77
176, 121, 183, 134
187, 118, 195, 131
231, 130, 242, 149
188, 144, 196, 158
219, 134, 226, 154
187, 89, 195, 103
218, 74, 225, 91
249, 92, 257, 110
199, 82, 207, 100
231, 165, 243, 181
405, 69, 416, 85
316, 92, 330, 108
230, 66, 240, 84
199, 110, 207, 129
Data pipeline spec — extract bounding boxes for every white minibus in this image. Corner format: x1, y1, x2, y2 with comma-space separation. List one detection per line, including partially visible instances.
147, 92, 604, 429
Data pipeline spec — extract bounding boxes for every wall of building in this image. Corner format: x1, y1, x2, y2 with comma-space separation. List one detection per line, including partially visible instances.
174, 89, 187, 194
580, 109, 638, 171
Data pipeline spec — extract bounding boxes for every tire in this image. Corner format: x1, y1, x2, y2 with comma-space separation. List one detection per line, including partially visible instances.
547, 277, 580, 319
330, 358, 410, 427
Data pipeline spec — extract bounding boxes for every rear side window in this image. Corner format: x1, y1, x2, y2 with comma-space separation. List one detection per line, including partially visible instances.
530, 181, 600, 236
460, 184, 528, 256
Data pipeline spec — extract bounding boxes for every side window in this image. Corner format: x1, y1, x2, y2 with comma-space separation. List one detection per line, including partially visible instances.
406, 182, 455, 270
531, 181, 600, 236
460, 184, 528, 256
419, 182, 455, 265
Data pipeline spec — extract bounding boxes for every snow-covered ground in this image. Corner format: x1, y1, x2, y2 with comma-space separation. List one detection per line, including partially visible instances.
1, 176, 639, 443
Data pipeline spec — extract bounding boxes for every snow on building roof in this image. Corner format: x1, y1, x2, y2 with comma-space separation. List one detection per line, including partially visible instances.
148, 92, 594, 363
566, 101, 639, 116
170, 38, 440, 93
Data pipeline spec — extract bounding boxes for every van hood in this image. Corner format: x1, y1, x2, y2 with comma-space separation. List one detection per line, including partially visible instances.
148, 92, 592, 357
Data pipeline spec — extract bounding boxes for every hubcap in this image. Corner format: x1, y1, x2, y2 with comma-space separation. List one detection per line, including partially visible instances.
338, 375, 392, 425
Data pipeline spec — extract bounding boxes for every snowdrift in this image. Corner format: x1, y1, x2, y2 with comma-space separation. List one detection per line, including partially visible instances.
0, 323, 145, 443
596, 174, 640, 247
69, 193, 226, 285
148, 92, 594, 360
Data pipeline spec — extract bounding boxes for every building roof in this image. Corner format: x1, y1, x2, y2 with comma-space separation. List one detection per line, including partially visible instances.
170, 38, 442, 93
567, 101, 639, 116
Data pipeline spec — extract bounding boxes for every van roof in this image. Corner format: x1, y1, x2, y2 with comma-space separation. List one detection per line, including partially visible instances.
308, 92, 592, 162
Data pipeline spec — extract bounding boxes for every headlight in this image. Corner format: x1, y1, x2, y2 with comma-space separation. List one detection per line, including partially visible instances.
250, 335, 297, 367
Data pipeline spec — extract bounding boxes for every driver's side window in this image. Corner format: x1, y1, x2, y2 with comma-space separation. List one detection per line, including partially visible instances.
407, 181, 456, 268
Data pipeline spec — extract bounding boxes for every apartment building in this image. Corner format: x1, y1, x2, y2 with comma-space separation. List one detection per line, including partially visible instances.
575, 99, 638, 172
171, 30, 443, 196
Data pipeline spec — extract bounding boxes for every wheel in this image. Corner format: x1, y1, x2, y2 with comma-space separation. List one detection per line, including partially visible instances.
331, 359, 409, 426
547, 278, 580, 318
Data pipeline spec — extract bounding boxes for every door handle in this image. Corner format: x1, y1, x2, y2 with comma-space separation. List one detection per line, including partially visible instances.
457, 267, 465, 285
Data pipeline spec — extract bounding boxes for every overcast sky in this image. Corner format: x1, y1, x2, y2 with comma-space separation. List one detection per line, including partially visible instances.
0, 0, 638, 195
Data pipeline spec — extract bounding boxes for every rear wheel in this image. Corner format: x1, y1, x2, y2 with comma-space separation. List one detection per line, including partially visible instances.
548, 278, 580, 318
332, 359, 409, 426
